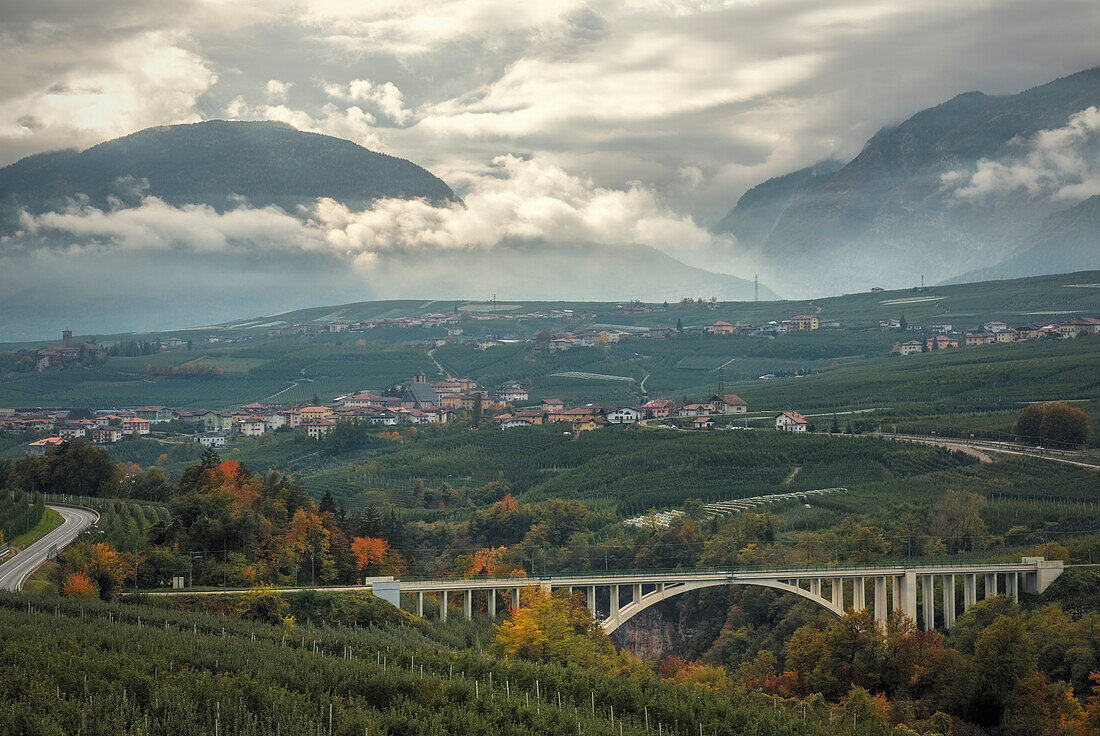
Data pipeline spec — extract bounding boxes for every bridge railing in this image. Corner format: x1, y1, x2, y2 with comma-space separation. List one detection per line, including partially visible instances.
395, 557, 1053, 585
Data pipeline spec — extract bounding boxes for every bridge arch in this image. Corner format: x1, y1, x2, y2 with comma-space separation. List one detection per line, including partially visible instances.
601, 578, 843, 634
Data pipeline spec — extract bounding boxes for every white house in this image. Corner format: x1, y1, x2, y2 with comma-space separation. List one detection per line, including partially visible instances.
235, 417, 266, 437
196, 433, 227, 448
604, 407, 642, 424
775, 411, 809, 432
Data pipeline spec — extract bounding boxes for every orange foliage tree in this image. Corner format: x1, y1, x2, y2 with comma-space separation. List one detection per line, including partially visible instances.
61, 571, 97, 599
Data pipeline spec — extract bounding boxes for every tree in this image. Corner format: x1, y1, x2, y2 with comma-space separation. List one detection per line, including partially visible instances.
1040, 402, 1091, 447
899, 314, 908, 331
969, 615, 1037, 727
929, 490, 987, 553
471, 392, 483, 429
1014, 403, 1045, 442
676, 318, 684, 332
61, 571, 97, 599
238, 585, 289, 625
494, 590, 621, 670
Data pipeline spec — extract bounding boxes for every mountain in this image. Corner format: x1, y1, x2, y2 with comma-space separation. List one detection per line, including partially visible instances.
0, 120, 458, 228
711, 160, 842, 245
948, 196, 1100, 283
716, 67, 1100, 294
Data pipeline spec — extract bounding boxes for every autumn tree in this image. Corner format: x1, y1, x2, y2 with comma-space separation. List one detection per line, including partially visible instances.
1040, 402, 1092, 447
1014, 403, 1045, 442
61, 571, 97, 599
494, 590, 623, 670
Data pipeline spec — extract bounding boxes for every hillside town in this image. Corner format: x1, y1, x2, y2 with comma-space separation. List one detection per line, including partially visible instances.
887, 316, 1100, 355
2, 359, 823, 456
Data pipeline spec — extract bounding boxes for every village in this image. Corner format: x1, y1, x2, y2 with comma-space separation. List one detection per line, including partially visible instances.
1, 361, 823, 457
6, 304, 1099, 456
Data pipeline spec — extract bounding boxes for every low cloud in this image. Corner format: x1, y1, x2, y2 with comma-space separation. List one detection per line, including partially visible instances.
944, 107, 1100, 202
17, 155, 733, 268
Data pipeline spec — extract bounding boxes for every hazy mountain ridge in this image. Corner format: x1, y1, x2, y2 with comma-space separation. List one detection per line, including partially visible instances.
718, 67, 1100, 292
0, 120, 459, 229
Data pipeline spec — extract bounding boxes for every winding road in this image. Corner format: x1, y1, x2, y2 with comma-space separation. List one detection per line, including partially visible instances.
0, 505, 99, 592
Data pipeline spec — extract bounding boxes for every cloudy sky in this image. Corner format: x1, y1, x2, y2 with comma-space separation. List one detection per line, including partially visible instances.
3, 0, 1097, 222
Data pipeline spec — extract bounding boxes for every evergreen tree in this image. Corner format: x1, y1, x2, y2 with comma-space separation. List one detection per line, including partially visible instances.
472, 392, 483, 429
676, 318, 684, 332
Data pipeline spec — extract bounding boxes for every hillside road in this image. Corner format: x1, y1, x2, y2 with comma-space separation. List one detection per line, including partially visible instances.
0, 505, 99, 592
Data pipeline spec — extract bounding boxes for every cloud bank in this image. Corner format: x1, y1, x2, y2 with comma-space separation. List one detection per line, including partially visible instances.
943, 107, 1100, 202
15, 155, 735, 270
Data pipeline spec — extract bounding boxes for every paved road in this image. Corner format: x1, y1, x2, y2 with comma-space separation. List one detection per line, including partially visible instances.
0, 505, 99, 592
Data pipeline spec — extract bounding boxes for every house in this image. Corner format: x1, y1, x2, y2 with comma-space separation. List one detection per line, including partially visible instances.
1058, 317, 1100, 337
640, 399, 674, 419
692, 416, 716, 430
995, 329, 1018, 343
819, 319, 841, 329
925, 335, 958, 351
893, 340, 924, 356
775, 411, 808, 432
500, 418, 534, 430
92, 427, 124, 444
964, 332, 995, 346
135, 406, 174, 424
604, 407, 642, 424
58, 425, 86, 440
982, 321, 1009, 334
931, 322, 953, 334
235, 417, 266, 437
122, 418, 151, 435
871, 286, 885, 293
789, 315, 819, 331
879, 319, 901, 330
161, 337, 185, 351
709, 321, 735, 336
494, 385, 529, 403
299, 406, 335, 422
304, 420, 337, 439
710, 394, 748, 414
27, 437, 67, 456
540, 398, 565, 414
571, 417, 605, 433
195, 433, 227, 448
677, 403, 711, 417
202, 411, 236, 432
1016, 324, 1043, 340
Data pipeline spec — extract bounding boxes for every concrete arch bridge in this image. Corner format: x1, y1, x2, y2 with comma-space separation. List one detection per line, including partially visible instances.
371, 557, 1062, 633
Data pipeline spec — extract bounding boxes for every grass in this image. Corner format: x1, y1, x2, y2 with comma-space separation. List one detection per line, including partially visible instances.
21, 559, 58, 594
10, 507, 62, 549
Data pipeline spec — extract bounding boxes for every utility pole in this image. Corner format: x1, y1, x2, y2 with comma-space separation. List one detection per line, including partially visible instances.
754, 275, 758, 303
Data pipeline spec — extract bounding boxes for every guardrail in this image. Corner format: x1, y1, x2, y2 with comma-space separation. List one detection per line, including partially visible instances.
395, 558, 1054, 585
882, 433, 1099, 465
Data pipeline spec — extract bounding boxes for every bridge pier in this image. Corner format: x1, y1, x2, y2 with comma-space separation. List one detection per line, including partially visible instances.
942, 575, 955, 629
587, 586, 596, 615
899, 571, 917, 622
985, 573, 997, 598
512, 587, 520, 611
831, 577, 843, 609
417, 591, 424, 617
963, 574, 977, 612
441, 590, 448, 622
921, 575, 934, 630
1006, 573, 1019, 602
874, 577, 887, 622
854, 577, 866, 611
488, 589, 496, 619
